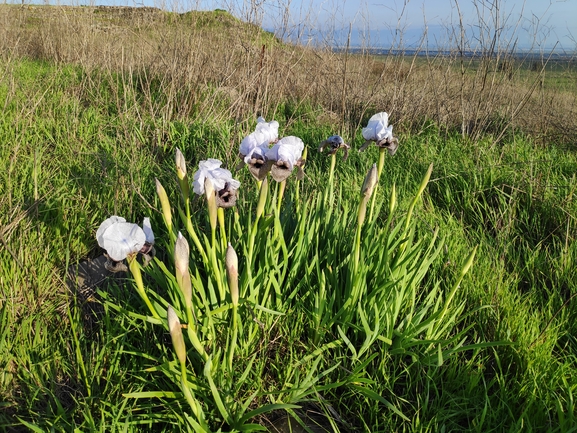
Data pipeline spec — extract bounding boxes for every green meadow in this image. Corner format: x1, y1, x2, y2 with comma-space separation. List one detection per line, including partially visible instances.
1, 5, 577, 432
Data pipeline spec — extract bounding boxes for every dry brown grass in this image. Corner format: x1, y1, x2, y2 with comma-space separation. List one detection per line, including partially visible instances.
1, 4, 576, 144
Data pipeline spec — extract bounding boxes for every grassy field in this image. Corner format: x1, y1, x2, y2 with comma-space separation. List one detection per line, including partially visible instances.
1, 4, 577, 432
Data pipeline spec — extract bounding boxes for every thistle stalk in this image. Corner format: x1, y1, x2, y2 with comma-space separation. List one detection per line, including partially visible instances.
127, 254, 160, 319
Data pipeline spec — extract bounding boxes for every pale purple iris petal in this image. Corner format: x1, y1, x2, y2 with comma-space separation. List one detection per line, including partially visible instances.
142, 217, 155, 244
198, 158, 223, 172
254, 119, 279, 143
266, 136, 304, 170
101, 222, 146, 261
96, 216, 126, 249
240, 118, 279, 157
193, 159, 241, 195
193, 158, 222, 194
243, 144, 269, 164
240, 132, 263, 157
241, 132, 271, 164
362, 112, 394, 142
240, 118, 279, 164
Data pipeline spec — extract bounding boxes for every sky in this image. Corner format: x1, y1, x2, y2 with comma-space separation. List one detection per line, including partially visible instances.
36, 0, 577, 50
201, 0, 577, 50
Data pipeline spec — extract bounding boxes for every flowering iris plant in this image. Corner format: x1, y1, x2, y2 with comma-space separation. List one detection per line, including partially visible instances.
193, 159, 241, 208
96, 216, 155, 271
359, 111, 399, 155
99, 109, 481, 432
265, 136, 305, 182
239, 117, 279, 181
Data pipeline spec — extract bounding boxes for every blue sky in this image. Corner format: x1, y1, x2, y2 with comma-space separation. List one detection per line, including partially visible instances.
47, 0, 577, 50
197, 0, 577, 50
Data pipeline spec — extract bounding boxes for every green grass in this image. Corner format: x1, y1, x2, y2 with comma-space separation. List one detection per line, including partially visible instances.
1, 52, 577, 432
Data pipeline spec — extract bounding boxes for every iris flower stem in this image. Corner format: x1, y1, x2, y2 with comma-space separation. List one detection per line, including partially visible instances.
246, 217, 259, 300
217, 207, 227, 251
295, 148, 307, 214
353, 195, 369, 274
228, 305, 238, 371
295, 177, 301, 214
247, 178, 268, 300
274, 180, 286, 241
128, 255, 160, 319
156, 178, 174, 241
184, 215, 208, 265
326, 153, 336, 205
368, 147, 386, 222
329, 152, 336, 191
210, 228, 225, 302
181, 363, 203, 421
353, 224, 362, 274
355, 163, 377, 271
184, 305, 208, 361
276, 180, 286, 214
248, 220, 258, 258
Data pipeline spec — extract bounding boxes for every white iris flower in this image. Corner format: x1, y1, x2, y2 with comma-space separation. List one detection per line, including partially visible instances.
96, 216, 154, 262
254, 116, 279, 143
265, 136, 305, 182
192, 159, 240, 196
239, 117, 279, 164
265, 136, 304, 171
362, 112, 393, 142
360, 112, 399, 155
239, 133, 270, 164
